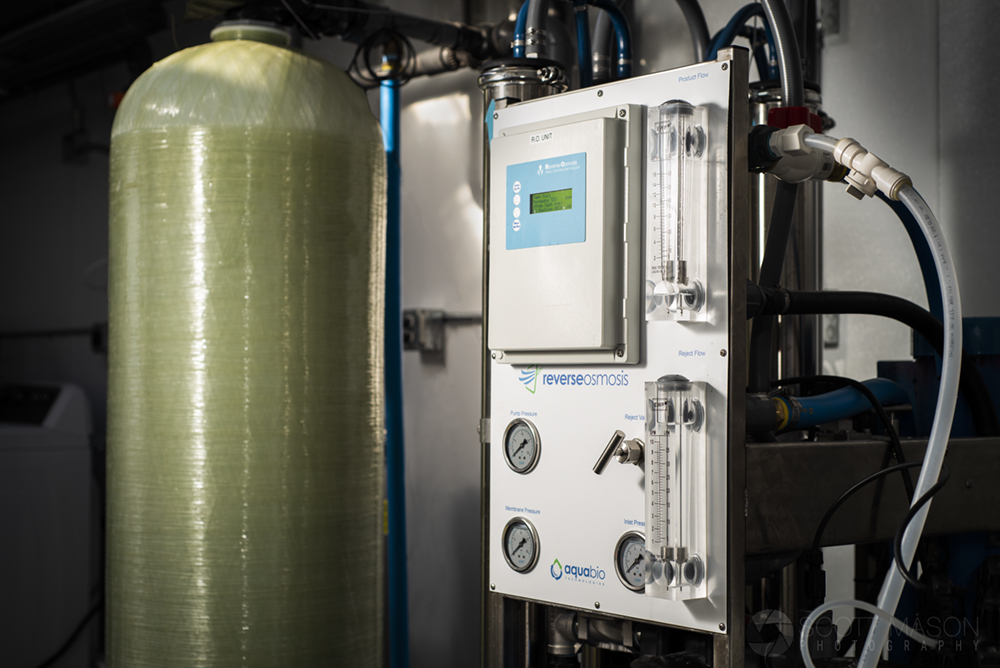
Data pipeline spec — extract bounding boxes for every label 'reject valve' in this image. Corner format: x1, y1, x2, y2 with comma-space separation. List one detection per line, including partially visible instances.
644, 375, 708, 600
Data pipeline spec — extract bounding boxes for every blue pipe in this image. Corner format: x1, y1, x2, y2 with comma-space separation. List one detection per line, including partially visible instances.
706, 3, 778, 79
574, 1, 593, 87
380, 77, 410, 668
877, 190, 943, 321
513, 0, 529, 58
587, 0, 631, 78
777, 378, 911, 430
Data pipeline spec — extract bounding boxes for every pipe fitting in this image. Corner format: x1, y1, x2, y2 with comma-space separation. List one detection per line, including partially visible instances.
769, 123, 814, 157
833, 138, 912, 200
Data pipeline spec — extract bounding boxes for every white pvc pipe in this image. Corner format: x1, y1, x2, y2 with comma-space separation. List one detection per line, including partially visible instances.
855, 186, 962, 668
802, 133, 839, 154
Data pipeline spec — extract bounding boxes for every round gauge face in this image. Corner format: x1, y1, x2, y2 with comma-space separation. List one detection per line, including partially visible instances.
503, 518, 539, 573
504, 419, 540, 474
615, 532, 646, 592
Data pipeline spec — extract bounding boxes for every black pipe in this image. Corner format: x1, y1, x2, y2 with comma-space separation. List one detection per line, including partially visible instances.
592, 5, 613, 83
296, 0, 493, 58
748, 287, 1000, 436
757, 181, 800, 288
747, 181, 799, 393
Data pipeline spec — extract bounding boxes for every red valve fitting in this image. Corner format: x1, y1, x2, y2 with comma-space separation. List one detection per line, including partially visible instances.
767, 106, 822, 133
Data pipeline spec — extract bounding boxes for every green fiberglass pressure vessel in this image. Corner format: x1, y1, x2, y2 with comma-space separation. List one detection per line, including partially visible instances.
107, 23, 385, 667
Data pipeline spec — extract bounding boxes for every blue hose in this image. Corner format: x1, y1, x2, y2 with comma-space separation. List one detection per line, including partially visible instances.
706, 3, 778, 79
587, 0, 631, 78
877, 190, 943, 321
574, 0, 593, 87
381, 77, 410, 668
513, 0, 529, 58
777, 378, 911, 430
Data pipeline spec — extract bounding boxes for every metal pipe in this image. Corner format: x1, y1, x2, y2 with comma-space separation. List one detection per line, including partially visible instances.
323, 2, 491, 58
759, 0, 803, 106
381, 75, 410, 668
478, 59, 568, 668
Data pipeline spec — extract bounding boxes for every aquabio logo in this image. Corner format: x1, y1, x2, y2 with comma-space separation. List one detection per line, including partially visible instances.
551, 558, 606, 583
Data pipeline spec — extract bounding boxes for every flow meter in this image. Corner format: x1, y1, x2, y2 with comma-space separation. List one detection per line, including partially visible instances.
644, 375, 708, 600
645, 100, 710, 321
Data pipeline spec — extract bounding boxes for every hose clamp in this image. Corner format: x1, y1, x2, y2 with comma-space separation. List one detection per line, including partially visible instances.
784, 395, 802, 429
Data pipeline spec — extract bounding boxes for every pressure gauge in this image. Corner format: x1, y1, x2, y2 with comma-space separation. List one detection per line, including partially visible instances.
614, 531, 646, 592
503, 418, 541, 474
502, 517, 540, 573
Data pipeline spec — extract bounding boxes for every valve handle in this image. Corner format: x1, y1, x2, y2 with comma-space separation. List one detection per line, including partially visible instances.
593, 430, 626, 474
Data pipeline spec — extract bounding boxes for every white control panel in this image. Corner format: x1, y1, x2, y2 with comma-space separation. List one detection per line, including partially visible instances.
489, 106, 643, 365
488, 59, 734, 633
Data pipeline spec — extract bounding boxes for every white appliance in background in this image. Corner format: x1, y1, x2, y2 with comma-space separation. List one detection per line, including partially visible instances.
0, 383, 95, 668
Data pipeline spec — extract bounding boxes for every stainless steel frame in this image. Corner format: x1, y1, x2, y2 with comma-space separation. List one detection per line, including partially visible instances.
746, 437, 1000, 554
717, 46, 749, 668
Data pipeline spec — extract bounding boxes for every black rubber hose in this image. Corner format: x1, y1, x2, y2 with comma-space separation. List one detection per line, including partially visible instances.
674, 0, 710, 61
525, 0, 551, 58
758, 181, 800, 288
754, 289, 1000, 436
591, 7, 613, 83
812, 461, 924, 551
747, 181, 799, 393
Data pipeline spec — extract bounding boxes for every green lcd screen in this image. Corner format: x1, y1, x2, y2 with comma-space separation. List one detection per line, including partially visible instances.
530, 188, 573, 214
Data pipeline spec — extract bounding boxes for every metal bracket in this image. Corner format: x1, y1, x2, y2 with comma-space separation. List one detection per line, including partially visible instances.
402, 308, 482, 356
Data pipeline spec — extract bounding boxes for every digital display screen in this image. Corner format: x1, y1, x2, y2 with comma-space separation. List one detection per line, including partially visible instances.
530, 188, 573, 214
